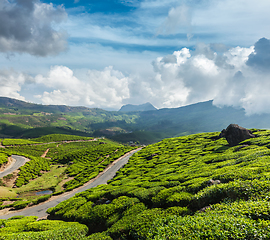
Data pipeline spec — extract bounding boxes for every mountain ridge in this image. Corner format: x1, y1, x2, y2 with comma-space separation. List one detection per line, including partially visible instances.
0, 96, 270, 143
119, 102, 157, 112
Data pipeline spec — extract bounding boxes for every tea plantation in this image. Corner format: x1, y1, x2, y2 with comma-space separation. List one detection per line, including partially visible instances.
3, 130, 270, 239
0, 135, 135, 212
45, 129, 270, 239
0, 216, 89, 239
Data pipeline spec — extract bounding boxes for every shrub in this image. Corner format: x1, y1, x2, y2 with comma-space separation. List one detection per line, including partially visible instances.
32, 194, 52, 205
86, 232, 113, 240
0, 218, 88, 240
12, 201, 31, 210
147, 213, 270, 240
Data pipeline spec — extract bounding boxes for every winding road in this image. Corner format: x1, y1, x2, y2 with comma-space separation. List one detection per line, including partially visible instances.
0, 155, 28, 178
0, 149, 141, 220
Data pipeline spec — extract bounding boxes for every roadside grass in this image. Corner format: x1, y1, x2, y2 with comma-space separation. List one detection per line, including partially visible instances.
17, 165, 67, 195
54, 177, 74, 192
0, 187, 16, 198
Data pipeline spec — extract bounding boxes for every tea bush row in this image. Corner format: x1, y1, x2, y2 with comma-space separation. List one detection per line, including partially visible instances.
47, 129, 270, 239
15, 157, 50, 187
2, 139, 41, 146
0, 152, 8, 166
6, 143, 58, 158
61, 144, 135, 190
0, 216, 88, 240
33, 134, 93, 143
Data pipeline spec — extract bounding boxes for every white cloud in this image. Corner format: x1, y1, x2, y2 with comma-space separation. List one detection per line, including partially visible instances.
2, 34, 270, 116
35, 65, 130, 108
157, 5, 192, 37
0, 0, 67, 56
0, 69, 27, 101
137, 38, 270, 115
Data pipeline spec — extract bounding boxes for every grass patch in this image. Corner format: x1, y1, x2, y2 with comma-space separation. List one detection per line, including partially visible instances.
17, 165, 67, 194
0, 187, 16, 198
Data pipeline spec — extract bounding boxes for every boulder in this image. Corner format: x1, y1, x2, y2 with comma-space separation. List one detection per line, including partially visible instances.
146, 153, 159, 160
208, 179, 221, 186
219, 124, 255, 146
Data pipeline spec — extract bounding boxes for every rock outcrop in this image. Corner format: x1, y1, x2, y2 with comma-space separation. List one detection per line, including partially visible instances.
219, 124, 255, 146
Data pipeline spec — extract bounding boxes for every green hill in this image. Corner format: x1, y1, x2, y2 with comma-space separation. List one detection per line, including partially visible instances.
3, 130, 270, 238
43, 129, 270, 239
1, 96, 270, 144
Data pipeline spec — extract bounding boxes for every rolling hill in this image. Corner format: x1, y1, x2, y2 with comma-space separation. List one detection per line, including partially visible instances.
3, 129, 270, 239
0, 97, 270, 143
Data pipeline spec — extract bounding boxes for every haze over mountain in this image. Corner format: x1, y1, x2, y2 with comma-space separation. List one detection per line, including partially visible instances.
1, 97, 270, 144
119, 102, 157, 112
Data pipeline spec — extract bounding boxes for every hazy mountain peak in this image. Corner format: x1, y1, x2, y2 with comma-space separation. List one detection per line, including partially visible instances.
119, 102, 157, 112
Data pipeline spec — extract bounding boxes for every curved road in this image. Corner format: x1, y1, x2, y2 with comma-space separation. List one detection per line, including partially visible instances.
0, 149, 141, 220
0, 155, 28, 178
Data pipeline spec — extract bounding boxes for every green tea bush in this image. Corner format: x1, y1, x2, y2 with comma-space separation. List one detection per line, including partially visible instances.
148, 213, 270, 240
2, 139, 41, 146
0, 152, 8, 166
15, 156, 50, 187
211, 200, 270, 221
12, 200, 31, 210
32, 194, 52, 205
58, 143, 134, 191
0, 217, 88, 240
86, 232, 113, 240
192, 179, 270, 210
47, 130, 270, 239
33, 134, 93, 143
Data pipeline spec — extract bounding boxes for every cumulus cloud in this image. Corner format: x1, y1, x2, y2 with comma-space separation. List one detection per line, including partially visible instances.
129, 38, 270, 115
35, 66, 130, 108
0, 0, 67, 56
246, 38, 270, 72
3, 36, 270, 115
0, 69, 29, 100
157, 5, 192, 37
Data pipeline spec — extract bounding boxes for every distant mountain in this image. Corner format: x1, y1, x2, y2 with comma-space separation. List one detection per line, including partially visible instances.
119, 102, 157, 112
1, 96, 270, 144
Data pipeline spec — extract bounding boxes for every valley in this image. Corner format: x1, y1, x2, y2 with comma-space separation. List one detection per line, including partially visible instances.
2, 96, 270, 145
1, 97, 270, 239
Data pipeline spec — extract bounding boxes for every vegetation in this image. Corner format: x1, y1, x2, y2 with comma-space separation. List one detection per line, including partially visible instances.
17, 165, 67, 194
0, 216, 89, 239
3, 96, 270, 144
0, 134, 135, 212
33, 134, 93, 143
2, 139, 41, 146
3, 115, 270, 239
6, 143, 58, 158
15, 157, 51, 187
47, 129, 270, 239
0, 152, 8, 165
52, 141, 135, 191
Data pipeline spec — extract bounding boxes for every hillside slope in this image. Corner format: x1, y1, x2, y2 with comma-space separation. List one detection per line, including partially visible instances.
46, 129, 270, 239
1, 96, 270, 143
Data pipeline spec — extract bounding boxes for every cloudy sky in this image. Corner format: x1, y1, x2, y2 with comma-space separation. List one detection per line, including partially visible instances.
1, 0, 270, 114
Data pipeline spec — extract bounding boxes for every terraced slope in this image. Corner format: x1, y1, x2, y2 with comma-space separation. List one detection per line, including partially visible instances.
0, 135, 135, 213
47, 129, 270, 239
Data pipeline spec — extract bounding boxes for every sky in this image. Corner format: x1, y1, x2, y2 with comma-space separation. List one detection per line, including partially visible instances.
0, 0, 270, 114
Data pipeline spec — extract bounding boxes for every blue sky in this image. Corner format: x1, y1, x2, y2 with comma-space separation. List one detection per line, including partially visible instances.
1, 0, 270, 113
